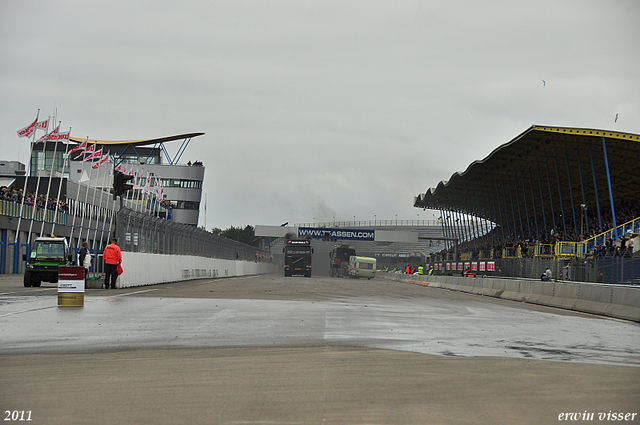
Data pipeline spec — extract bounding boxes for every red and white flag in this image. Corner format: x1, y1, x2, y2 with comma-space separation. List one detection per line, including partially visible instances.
17, 118, 38, 138
143, 173, 151, 195
91, 152, 110, 169
69, 138, 87, 156
36, 119, 49, 131
82, 148, 102, 162
55, 129, 70, 141
37, 124, 60, 142
154, 176, 164, 199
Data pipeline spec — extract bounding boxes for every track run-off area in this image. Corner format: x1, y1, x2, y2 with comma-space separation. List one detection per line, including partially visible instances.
1, 273, 639, 424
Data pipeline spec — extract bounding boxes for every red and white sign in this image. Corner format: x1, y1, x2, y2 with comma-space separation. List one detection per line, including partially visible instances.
471, 262, 478, 271
487, 261, 495, 272
58, 266, 85, 293
479, 262, 486, 272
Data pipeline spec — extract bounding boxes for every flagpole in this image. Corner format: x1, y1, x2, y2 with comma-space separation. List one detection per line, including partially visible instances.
40, 121, 62, 237
15, 109, 40, 245
90, 151, 111, 250
84, 144, 102, 243
99, 159, 117, 251
74, 142, 96, 251
27, 117, 53, 245
67, 137, 89, 252
50, 127, 71, 236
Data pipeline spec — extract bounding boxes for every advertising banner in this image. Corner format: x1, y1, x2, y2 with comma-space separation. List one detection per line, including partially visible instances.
298, 227, 375, 241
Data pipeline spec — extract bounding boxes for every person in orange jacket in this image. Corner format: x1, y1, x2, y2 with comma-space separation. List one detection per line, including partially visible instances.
103, 238, 122, 289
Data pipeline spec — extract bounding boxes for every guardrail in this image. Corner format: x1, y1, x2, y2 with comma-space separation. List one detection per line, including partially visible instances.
0, 199, 67, 225
383, 272, 640, 322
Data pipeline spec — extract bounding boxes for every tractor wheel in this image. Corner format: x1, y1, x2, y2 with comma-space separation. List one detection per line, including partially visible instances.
23, 272, 32, 287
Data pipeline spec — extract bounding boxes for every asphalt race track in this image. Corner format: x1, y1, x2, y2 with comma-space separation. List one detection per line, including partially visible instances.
1, 273, 639, 424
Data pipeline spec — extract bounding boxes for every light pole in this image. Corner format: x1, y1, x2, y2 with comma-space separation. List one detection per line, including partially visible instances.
580, 204, 587, 239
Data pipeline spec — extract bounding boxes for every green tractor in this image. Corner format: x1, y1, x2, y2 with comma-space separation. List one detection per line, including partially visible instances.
23, 237, 73, 287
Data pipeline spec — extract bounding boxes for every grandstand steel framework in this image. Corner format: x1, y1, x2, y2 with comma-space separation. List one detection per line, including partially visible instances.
414, 125, 640, 245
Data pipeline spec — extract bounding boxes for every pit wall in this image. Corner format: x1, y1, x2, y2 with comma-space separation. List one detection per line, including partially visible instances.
116, 252, 279, 288
381, 272, 640, 323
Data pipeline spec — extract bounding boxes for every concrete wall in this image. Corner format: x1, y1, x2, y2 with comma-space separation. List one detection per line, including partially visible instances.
382, 272, 640, 323
114, 252, 278, 288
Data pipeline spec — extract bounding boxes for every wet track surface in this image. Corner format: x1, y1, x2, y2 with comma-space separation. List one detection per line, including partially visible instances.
2, 273, 640, 425
2, 274, 639, 365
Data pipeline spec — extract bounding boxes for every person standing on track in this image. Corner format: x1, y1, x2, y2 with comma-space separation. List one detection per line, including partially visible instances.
78, 241, 91, 286
103, 238, 122, 289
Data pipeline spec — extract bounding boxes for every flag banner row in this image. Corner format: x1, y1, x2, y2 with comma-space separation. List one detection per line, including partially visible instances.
37, 124, 70, 142
17, 118, 49, 139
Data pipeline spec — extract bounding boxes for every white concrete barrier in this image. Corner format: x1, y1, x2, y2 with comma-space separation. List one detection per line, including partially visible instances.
116, 252, 278, 288
381, 272, 640, 322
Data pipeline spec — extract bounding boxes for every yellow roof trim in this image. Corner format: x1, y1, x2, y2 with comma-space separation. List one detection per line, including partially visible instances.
68, 132, 204, 147
532, 125, 640, 142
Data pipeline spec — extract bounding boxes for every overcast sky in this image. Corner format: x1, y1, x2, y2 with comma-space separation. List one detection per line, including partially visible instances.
1, 1, 639, 230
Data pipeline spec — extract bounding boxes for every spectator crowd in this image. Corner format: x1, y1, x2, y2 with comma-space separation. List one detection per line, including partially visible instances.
435, 198, 640, 260
1, 185, 69, 212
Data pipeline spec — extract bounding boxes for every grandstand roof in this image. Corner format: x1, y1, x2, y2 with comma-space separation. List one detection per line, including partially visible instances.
414, 125, 640, 229
69, 132, 204, 147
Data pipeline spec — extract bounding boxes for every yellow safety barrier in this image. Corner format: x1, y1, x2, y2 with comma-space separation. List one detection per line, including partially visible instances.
555, 241, 578, 257
533, 244, 555, 258
502, 246, 521, 258
479, 250, 493, 260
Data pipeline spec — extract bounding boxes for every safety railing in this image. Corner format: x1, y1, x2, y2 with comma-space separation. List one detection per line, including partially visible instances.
502, 246, 521, 258
555, 241, 578, 257
460, 252, 472, 261
479, 250, 493, 260
579, 217, 640, 256
0, 199, 67, 225
533, 244, 555, 258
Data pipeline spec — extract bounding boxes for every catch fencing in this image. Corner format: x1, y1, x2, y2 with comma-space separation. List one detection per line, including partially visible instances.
115, 207, 267, 262
463, 256, 640, 285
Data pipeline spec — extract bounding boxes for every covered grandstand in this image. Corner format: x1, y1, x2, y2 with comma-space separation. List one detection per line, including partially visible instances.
413, 125, 640, 284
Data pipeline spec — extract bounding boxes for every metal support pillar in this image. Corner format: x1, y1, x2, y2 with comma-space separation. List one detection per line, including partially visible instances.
513, 177, 524, 240
492, 186, 505, 241
554, 157, 568, 237
565, 152, 578, 239
537, 167, 548, 239
602, 137, 618, 240
528, 170, 539, 241
545, 162, 557, 237
575, 149, 590, 237
588, 143, 603, 234
500, 183, 512, 241
521, 172, 532, 239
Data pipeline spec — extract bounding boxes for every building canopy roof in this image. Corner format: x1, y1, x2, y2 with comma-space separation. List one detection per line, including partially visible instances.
414, 125, 640, 230
69, 132, 204, 147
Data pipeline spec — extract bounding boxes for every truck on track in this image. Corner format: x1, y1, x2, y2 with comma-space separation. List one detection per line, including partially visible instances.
23, 236, 73, 287
329, 244, 356, 278
348, 256, 376, 279
283, 236, 313, 277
